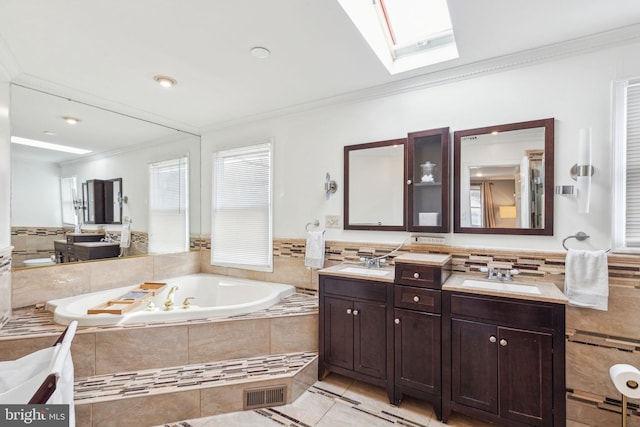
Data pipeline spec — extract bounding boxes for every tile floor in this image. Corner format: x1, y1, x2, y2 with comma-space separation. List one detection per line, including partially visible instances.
158, 374, 500, 427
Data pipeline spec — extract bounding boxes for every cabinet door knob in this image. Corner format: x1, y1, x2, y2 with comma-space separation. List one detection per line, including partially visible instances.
489, 335, 497, 343
413, 296, 420, 302
500, 339, 508, 347
407, 179, 412, 185
394, 318, 400, 324
353, 309, 359, 316
413, 272, 420, 279
346, 309, 352, 314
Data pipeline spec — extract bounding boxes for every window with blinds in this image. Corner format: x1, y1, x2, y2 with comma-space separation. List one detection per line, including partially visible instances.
211, 142, 273, 271
60, 176, 78, 226
148, 156, 189, 254
613, 80, 640, 251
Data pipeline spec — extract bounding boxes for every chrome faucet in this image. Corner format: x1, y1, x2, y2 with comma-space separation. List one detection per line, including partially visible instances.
163, 286, 179, 310
361, 257, 385, 268
481, 267, 519, 281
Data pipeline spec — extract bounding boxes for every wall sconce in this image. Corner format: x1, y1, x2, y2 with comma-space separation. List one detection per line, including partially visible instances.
499, 205, 517, 219
570, 128, 594, 213
325, 172, 337, 200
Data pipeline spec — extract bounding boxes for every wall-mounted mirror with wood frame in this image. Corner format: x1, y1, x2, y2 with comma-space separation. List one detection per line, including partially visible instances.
344, 138, 407, 231
453, 118, 554, 235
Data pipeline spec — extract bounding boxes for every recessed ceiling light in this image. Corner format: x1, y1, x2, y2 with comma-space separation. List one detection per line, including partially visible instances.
11, 136, 92, 154
154, 75, 177, 88
63, 116, 80, 125
250, 46, 271, 59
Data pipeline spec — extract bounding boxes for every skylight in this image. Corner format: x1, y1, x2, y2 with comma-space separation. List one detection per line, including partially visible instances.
337, 0, 458, 74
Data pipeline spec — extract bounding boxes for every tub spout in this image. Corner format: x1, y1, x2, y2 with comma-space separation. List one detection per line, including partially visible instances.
163, 286, 179, 311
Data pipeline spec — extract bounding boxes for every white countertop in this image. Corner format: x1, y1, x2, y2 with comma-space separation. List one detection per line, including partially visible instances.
394, 253, 451, 266
319, 264, 395, 283
443, 274, 568, 304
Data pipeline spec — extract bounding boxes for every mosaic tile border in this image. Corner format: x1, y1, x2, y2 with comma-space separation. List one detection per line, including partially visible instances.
75, 352, 317, 404
0, 245, 11, 274
11, 227, 206, 261
0, 293, 318, 339
568, 390, 640, 420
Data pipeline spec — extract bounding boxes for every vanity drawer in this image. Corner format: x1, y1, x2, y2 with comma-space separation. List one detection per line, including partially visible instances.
394, 285, 440, 313
395, 264, 442, 289
320, 276, 388, 303
449, 293, 556, 331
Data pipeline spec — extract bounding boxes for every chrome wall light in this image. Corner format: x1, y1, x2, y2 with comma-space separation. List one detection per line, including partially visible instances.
325, 173, 337, 200
556, 128, 595, 212
571, 128, 594, 213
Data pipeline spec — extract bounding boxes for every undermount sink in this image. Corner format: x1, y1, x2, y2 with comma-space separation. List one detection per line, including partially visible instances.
339, 267, 392, 277
461, 279, 541, 295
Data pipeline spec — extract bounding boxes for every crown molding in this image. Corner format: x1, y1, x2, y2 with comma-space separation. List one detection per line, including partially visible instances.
10, 75, 201, 136
0, 36, 20, 80
201, 23, 640, 133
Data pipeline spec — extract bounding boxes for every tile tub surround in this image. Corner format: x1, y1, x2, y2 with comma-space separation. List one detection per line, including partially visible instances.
74, 353, 318, 427
0, 293, 318, 377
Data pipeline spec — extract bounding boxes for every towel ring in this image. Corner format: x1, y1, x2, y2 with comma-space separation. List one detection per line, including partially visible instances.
562, 231, 611, 252
562, 232, 590, 250
306, 220, 320, 232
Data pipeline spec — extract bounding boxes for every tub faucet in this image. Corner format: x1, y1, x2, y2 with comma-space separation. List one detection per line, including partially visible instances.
164, 286, 179, 311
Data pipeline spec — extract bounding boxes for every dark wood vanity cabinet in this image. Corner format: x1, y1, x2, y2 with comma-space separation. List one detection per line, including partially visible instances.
54, 232, 105, 262
319, 275, 394, 400
392, 257, 450, 420
442, 292, 565, 426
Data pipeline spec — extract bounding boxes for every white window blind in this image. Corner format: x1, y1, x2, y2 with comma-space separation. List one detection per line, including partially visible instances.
148, 156, 189, 254
612, 80, 640, 251
624, 83, 640, 247
211, 142, 273, 272
60, 176, 78, 226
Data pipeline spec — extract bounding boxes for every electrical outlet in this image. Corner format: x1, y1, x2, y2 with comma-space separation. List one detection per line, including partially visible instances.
325, 215, 341, 229
413, 236, 445, 244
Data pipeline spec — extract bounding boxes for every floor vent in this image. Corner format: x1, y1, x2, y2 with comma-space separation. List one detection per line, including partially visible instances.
243, 384, 287, 410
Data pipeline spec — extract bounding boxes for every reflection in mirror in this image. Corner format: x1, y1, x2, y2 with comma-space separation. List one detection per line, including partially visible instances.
344, 139, 406, 230
10, 84, 201, 268
454, 118, 554, 235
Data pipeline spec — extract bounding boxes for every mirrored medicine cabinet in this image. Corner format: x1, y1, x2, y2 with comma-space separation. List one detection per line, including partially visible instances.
344, 127, 450, 232
453, 118, 554, 236
82, 178, 123, 224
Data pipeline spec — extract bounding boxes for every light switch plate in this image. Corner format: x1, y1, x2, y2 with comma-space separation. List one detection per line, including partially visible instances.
325, 215, 341, 229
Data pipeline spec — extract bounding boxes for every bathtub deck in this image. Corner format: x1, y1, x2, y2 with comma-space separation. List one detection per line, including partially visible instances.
0, 292, 318, 339
1, 293, 320, 426
74, 352, 317, 404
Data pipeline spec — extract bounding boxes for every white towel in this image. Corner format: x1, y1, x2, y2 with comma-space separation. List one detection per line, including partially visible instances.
305, 230, 325, 269
120, 222, 131, 248
564, 249, 609, 311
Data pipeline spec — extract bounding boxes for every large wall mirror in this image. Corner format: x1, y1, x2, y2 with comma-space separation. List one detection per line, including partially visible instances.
10, 84, 201, 268
453, 118, 554, 235
344, 138, 407, 231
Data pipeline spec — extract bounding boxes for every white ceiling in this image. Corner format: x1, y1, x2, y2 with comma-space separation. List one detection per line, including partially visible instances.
2, 0, 640, 161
